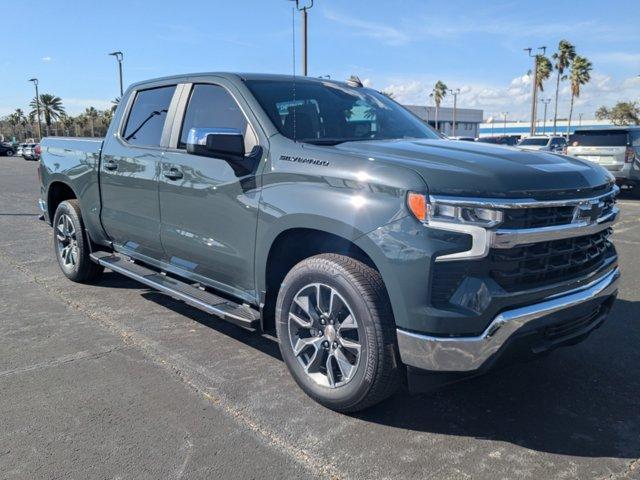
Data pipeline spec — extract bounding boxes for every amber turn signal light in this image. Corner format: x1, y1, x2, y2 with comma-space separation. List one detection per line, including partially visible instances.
407, 192, 428, 222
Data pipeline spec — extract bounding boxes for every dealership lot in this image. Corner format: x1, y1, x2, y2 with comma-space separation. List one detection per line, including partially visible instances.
1, 157, 639, 480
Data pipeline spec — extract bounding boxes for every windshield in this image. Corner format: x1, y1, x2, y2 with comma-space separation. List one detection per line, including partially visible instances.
569, 130, 630, 147
245, 79, 440, 145
519, 138, 549, 146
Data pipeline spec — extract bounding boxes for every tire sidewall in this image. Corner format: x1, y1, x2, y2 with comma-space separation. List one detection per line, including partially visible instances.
276, 259, 381, 410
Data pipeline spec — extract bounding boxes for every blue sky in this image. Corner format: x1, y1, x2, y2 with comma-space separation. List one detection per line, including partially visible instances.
2, 0, 639, 120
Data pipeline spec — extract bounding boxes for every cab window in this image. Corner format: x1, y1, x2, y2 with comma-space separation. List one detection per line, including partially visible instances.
123, 85, 176, 147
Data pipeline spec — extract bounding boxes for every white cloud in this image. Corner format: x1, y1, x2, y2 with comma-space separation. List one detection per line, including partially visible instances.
323, 10, 410, 46
379, 73, 640, 121
42, 56, 52, 62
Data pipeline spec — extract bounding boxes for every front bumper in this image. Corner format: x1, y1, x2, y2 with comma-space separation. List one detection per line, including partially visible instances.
397, 267, 620, 372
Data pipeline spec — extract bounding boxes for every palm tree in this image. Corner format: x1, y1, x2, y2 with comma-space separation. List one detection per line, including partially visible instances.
60, 114, 75, 136
29, 94, 65, 136
551, 40, 575, 134
535, 55, 552, 92
85, 107, 99, 137
75, 114, 88, 136
567, 55, 592, 136
429, 81, 448, 131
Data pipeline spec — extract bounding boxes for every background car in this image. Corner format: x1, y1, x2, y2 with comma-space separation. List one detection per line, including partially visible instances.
22, 143, 40, 161
566, 127, 640, 195
476, 135, 521, 146
517, 135, 567, 152
16, 143, 28, 156
0, 142, 17, 156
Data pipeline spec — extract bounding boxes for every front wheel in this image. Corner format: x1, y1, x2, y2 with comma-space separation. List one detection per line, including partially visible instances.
276, 254, 401, 412
6, 150, 14, 157
53, 200, 104, 283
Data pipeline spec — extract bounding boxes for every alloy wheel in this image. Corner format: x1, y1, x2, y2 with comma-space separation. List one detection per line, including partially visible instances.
288, 283, 362, 388
56, 214, 79, 269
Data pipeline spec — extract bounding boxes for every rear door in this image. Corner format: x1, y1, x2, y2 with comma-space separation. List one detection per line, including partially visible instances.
567, 130, 629, 172
157, 80, 265, 301
100, 83, 177, 260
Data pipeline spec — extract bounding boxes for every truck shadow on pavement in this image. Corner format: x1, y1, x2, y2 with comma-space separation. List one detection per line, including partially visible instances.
132, 282, 639, 460
358, 298, 640, 459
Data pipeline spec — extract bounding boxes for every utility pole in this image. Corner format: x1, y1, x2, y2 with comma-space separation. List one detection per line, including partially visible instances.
290, 1, 313, 76
448, 88, 460, 137
109, 51, 124, 97
525, 46, 546, 136
28, 78, 42, 140
502, 112, 508, 135
540, 98, 551, 135
578, 113, 584, 126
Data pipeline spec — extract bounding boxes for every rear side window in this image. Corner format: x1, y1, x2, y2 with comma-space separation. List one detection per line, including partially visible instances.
123, 85, 176, 147
570, 130, 629, 147
179, 84, 256, 151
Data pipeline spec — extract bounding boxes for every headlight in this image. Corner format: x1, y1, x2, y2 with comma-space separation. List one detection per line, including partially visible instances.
407, 192, 503, 227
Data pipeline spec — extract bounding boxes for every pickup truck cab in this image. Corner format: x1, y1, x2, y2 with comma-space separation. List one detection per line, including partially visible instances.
39, 73, 620, 412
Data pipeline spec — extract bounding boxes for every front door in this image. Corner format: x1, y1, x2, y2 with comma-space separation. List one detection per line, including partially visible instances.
158, 82, 263, 301
100, 84, 176, 260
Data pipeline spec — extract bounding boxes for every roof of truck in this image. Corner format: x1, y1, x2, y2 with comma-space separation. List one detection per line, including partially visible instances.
128, 72, 356, 90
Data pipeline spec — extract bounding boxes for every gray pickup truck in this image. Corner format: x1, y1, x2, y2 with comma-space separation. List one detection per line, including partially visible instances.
39, 73, 620, 412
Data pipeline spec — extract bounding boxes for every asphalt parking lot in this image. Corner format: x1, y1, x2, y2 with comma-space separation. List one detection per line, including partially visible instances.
1, 156, 639, 480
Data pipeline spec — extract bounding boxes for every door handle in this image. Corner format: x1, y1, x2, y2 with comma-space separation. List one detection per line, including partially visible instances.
104, 159, 118, 171
163, 167, 183, 180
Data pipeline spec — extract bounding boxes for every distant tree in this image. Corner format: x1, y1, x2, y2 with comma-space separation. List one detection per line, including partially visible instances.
85, 107, 99, 137
60, 114, 75, 136
551, 40, 576, 134
595, 102, 640, 125
75, 114, 88, 136
30, 94, 65, 136
567, 55, 592, 135
429, 80, 448, 131
380, 90, 395, 99
111, 97, 120, 114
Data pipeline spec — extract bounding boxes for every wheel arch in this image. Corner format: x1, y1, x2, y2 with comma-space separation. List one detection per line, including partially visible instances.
47, 181, 78, 225
259, 223, 390, 333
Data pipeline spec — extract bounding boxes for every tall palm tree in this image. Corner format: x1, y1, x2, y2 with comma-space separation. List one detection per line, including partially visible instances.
75, 114, 88, 136
535, 55, 552, 92
567, 55, 592, 136
29, 94, 65, 136
60, 114, 75, 136
551, 40, 576, 134
429, 80, 448, 131
85, 107, 99, 137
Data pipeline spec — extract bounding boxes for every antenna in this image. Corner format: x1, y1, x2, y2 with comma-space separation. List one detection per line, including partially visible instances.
291, 5, 297, 142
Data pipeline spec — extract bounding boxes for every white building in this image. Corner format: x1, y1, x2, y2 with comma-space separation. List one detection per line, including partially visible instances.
479, 118, 613, 137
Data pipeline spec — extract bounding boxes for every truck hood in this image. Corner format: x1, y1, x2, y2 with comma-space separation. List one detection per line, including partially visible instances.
334, 139, 613, 198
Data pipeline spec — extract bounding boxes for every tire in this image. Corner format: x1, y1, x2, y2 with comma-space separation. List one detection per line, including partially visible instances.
52, 199, 104, 283
276, 253, 401, 412
6, 150, 14, 157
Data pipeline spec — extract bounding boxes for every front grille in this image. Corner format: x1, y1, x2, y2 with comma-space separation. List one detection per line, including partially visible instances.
431, 229, 614, 306
500, 195, 616, 229
502, 206, 575, 229
491, 229, 612, 291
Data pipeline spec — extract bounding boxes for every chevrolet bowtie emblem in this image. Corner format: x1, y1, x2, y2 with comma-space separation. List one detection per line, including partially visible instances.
573, 199, 604, 223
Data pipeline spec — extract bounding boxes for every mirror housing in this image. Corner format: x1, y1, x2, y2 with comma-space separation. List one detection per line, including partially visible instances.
186, 127, 260, 177
186, 128, 245, 158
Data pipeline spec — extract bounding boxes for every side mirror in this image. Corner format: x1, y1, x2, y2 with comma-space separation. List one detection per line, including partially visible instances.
186, 128, 245, 159
186, 127, 261, 177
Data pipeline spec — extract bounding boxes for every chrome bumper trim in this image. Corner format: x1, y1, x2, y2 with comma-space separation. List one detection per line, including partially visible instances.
38, 198, 47, 213
396, 267, 620, 372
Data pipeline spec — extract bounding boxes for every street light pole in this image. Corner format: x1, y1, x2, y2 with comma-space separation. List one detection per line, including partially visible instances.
109, 51, 124, 97
290, 1, 313, 76
540, 98, 551, 135
28, 78, 42, 140
525, 46, 546, 137
502, 112, 508, 135
448, 88, 460, 137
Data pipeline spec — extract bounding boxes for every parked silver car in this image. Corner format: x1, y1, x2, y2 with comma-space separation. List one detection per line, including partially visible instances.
566, 127, 640, 195
517, 135, 567, 152
22, 143, 40, 161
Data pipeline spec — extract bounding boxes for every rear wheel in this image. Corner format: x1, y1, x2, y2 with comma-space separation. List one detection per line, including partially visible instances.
53, 200, 104, 283
276, 254, 401, 412
6, 150, 14, 157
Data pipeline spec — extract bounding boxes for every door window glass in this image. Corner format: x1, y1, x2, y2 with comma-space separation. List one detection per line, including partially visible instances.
179, 84, 257, 151
123, 85, 176, 147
